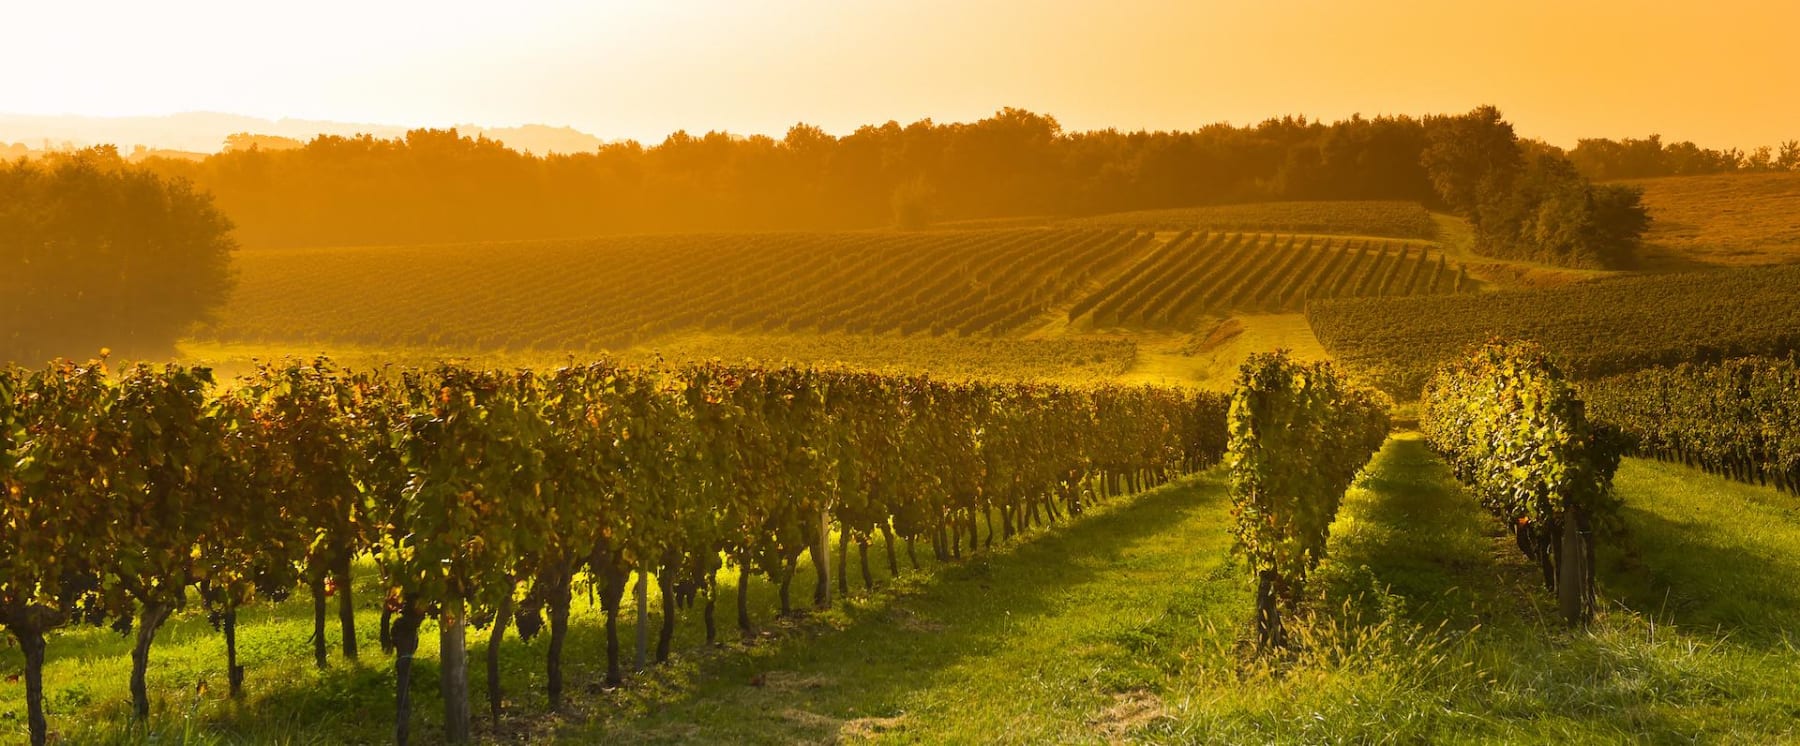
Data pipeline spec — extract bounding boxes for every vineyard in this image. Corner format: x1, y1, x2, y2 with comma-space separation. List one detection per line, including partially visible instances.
208, 227, 1475, 355
1063, 200, 1439, 240
1306, 263, 1800, 395
1421, 342, 1624, 624
12, 192, 1800, 743
207, 229, 1152, 351
1584, 356, 1800, 493
1070, 231, 1470, 327
0, 357, 1225, 745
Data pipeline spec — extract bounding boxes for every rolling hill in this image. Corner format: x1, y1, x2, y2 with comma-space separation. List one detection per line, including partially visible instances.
203, 226, 1473, 356
1624, 171, 1800, 268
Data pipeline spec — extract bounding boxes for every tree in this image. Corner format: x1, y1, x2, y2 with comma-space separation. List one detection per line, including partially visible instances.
1421, 105, 1522, 217
1778, 141, 1800, 171
0, 150, 236, 365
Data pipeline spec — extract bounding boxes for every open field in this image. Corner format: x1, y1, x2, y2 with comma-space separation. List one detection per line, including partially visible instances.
12, 436, 1799, 743
1307, 263, 1800, 396
1105, 314, 1331, 391
1062, 200, 1439, 240
1624, 172, 1800, 268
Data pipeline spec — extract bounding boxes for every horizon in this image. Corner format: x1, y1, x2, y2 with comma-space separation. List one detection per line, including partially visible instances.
3, 0, 1797, 152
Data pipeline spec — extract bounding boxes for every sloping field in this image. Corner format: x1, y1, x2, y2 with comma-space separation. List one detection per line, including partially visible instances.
1625, 172, 1800, 267
1307, 263, 1800, 396
206, 229, 1151, 351
1070, 231, 1469, 329
1063, 200, 1438, 240
208, 227, 1467, 354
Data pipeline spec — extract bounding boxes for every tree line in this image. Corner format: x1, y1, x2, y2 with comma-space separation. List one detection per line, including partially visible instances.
117, 107, 1642, 267
0, 151, 236, 365
1565, 134, 1800, 181
0, 105, 1656, 369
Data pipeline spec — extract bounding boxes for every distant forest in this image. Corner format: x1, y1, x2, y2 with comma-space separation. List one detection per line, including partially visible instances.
58, 106, 1678, 266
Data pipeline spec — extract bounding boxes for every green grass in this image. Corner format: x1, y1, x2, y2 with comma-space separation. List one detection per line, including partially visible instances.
0, 476, 1241, 745
1152, 434, 1800, 743
1623, 172, 1800, 268
562, 474, 1246, 744
8, 437, 1800, 744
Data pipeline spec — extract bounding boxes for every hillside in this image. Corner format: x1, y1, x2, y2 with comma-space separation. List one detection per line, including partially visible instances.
1624, 172, 1800, 268
1307, 263, 1800, 396
203, 227, 1471, 361
1071, 232, 1468, 328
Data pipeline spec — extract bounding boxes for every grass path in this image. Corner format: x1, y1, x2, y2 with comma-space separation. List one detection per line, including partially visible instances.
1152, 434, 1800, 743
567, 473, 1246, 744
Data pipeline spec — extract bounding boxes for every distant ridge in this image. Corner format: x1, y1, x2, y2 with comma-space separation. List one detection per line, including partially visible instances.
0, 112, 610, 156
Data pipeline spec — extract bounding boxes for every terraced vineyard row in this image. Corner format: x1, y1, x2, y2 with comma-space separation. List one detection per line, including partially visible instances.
209, 229, 1152, 351
1307, 263, 1800, 396
1071, 232, 1468, 329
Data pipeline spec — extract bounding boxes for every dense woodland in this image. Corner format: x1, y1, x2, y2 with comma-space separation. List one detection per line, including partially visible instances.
1566, 135, 1800, 181
0, 154, 236, 364
110, 107, 1642, 267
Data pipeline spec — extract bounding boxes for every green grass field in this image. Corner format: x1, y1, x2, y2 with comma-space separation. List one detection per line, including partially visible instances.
9, 435, 1798, 744
1624, 172, 1800, 268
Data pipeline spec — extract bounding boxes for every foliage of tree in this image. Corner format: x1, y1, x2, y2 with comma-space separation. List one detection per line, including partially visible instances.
0, 148, 236, 365
1418, 108, 1650, 268
1566, 134, 1800, 180
1474, 155, 1651, 268
124, 107, 1558, 249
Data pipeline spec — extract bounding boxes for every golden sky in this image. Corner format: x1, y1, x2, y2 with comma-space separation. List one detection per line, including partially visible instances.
6, 0, 1796, 148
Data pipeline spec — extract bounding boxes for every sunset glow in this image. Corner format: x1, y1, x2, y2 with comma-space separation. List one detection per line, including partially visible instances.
4, 0, 1797, 147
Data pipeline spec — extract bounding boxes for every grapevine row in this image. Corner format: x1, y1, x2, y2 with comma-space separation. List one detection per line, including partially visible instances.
208, 228, 1159, 354
1583, 356, 1800, 493
1308, 263, 1800, 397
1226, 352, 1390, 647
1069, 232, 1468, 329
1419, 342, 1625, 626
0, 357, 1226, 745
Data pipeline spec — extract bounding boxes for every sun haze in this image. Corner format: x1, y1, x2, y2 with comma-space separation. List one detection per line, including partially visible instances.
3, 0, 1796, 147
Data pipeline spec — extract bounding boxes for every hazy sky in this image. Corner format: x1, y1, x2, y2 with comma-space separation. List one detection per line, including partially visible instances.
6, 0, 1796, 148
